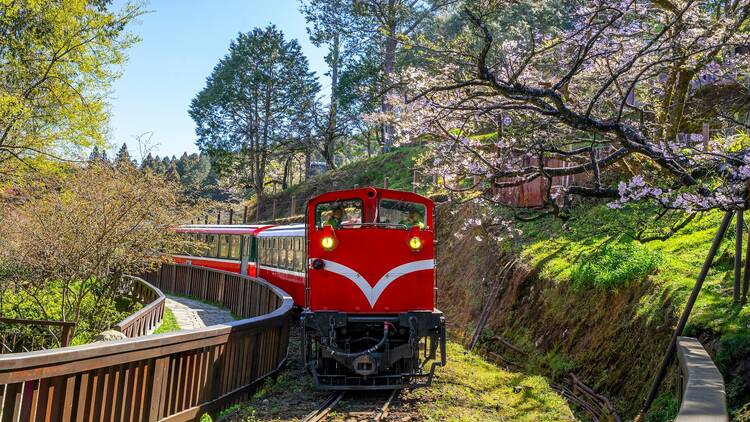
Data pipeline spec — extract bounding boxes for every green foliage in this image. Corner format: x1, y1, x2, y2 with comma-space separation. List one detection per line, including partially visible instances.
0, 278, 140, 345
542, 349, 577, 378
570, 242, 662, 291
114, 143, 134, 168
140, 152, 227, 201
644, 393, 678, 422
0, 164, 201, 345
190, 25, 319, 199
0, 0, 142, 177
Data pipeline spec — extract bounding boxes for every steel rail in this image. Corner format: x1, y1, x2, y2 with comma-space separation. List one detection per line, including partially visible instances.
302, 392, 345, 422
373, 389, 397, 422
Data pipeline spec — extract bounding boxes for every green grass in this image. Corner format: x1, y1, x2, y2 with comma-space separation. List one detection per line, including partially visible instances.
518, 205, 748, 333
409, 342, 574, 421
153, 307, 180, 334
569, 241, 662, 291
220, 336, 573, 421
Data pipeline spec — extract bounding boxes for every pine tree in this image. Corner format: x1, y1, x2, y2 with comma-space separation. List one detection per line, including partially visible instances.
140, 153, 156, 171
165, 161, 180, 183
88, 146, 102, 162
114, 143, 134, 168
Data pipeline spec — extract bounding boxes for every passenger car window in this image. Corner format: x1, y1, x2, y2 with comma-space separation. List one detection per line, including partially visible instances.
378, 199, 427, 229
315, 199, 363, 229
230, 236, 241, 259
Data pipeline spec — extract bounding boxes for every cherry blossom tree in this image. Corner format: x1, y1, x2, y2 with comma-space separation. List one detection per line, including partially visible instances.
371, 0, 750, 232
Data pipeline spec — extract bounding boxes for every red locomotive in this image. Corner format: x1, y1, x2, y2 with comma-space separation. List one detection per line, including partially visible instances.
173, 187, 445, 389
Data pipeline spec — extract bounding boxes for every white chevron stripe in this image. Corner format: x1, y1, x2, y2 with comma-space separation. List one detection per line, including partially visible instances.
312, 259, 434, 307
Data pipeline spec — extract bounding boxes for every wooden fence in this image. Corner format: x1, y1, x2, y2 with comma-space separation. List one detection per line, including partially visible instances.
0, 318, 75, 354
0, 264, 293, 421
114, 276, 167, 338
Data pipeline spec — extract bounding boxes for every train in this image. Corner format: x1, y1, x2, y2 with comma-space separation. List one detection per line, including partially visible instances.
172, 187, 446, 390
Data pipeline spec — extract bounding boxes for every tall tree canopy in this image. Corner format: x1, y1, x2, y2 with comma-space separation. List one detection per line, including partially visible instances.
189, 25, 319, 206
0, 0, 141, 177
300, 0, 450, 153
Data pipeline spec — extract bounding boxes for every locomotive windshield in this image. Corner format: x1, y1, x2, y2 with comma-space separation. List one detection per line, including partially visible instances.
378, 199, 426, 229
315, 199, 363, 229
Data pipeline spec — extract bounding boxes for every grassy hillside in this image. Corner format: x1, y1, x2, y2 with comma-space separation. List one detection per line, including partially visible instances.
436, 202, 750, 420
247, 146, 431, 222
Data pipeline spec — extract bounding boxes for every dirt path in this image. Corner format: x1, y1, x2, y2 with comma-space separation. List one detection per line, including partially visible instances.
164, 295, 236, 329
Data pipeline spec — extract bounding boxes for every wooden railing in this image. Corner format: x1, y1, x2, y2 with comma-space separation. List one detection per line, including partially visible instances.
114, 276, 167, 338
675, 336, 729, 421
0, 318, 75, 354
0, 264, 293, 421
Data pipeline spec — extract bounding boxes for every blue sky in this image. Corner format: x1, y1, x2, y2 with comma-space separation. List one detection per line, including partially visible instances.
108, 0, 328, 161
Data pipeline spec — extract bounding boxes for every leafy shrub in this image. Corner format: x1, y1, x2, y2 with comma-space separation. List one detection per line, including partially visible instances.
0, 164, 200, 346
570, 242, 661, 290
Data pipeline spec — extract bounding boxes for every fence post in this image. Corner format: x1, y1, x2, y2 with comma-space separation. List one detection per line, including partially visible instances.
272, 199, 277, 221
384, 176, 389, 188
216, 211, 221, 224
147, 356, 170, 421
61, 324, 73, 347
229, 209, 234, 225
218, 273, 226, 304
243, 206, 248, 224
256, 202, 261, 223
735, 210, 743, 304
290, 195, 296, 217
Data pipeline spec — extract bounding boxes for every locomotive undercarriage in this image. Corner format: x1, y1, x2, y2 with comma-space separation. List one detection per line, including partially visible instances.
301, 311, 446, 390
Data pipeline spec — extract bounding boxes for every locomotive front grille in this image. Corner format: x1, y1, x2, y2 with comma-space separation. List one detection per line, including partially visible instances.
301, 310, 446, 390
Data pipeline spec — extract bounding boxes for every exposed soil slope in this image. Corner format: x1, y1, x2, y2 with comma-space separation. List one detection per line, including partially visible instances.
436, 201, 750, 420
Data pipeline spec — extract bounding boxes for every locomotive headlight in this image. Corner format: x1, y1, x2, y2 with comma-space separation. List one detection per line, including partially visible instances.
409, 236, 422, 251
321, 236, 336, 250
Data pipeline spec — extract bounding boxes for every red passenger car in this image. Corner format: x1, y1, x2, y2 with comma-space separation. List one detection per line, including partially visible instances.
171, 224, 273, 277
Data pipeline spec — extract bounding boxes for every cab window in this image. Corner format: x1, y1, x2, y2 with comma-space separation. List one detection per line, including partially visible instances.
315, 199, 363, 229
378, 199, 427, 229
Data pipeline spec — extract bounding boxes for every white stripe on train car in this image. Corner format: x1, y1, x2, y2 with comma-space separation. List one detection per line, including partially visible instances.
258, 265, 305, 277
172, 255, 241, 264
312, 259, 434, 307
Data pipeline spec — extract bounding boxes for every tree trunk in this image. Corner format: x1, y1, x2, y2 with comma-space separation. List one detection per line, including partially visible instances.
324, 33, 340, 169
304, 137, 312, 179
382, 0, 398, 152
282, 156, 292, 189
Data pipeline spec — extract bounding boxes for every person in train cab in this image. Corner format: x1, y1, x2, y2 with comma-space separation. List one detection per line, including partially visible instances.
400, 209, 425, 228
323, 206, 344, 229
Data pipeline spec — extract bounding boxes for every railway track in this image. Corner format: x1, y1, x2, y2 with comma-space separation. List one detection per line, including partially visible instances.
302, 389, 398, 422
